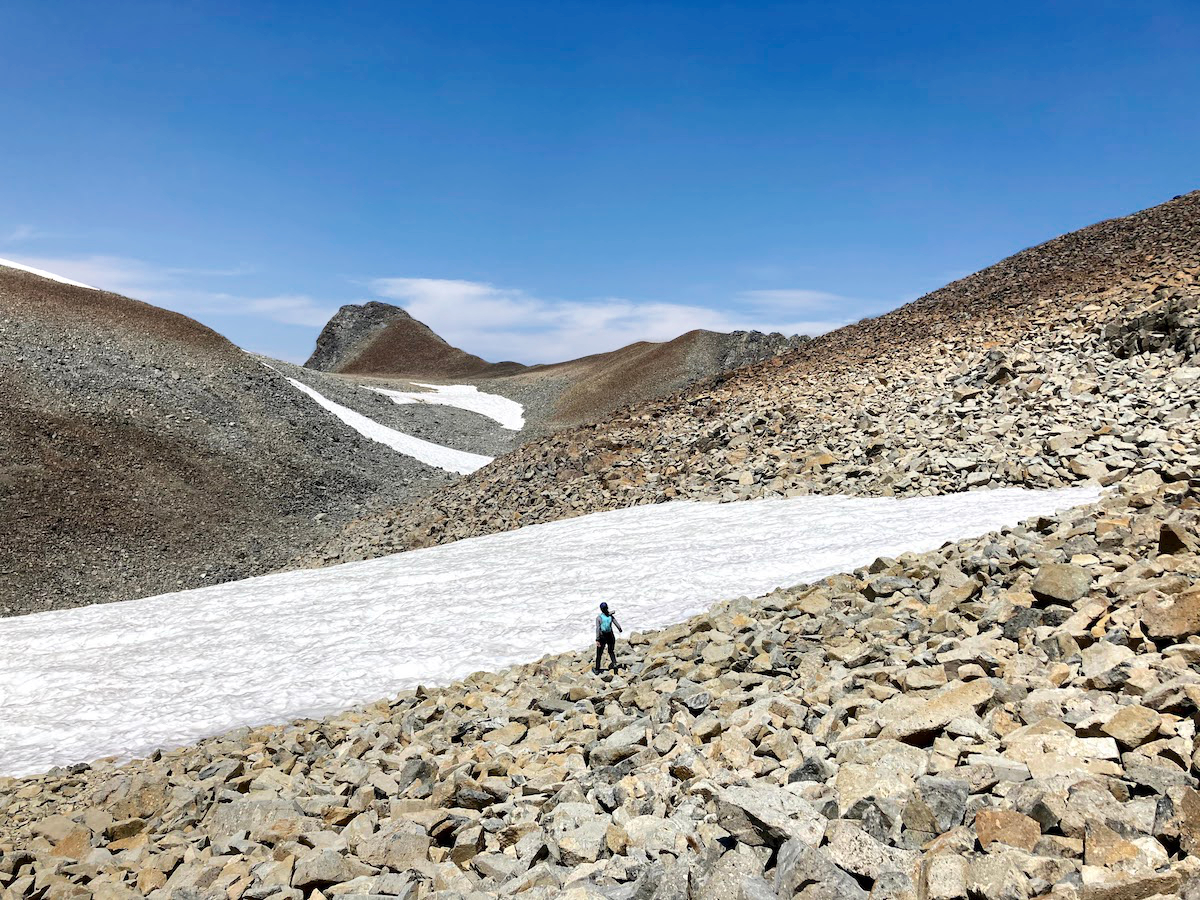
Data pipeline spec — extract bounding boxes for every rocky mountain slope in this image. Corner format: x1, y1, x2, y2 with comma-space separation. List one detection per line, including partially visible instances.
506, 329, 809, 430
3, 476, 1199, 899
314, 190, 1200, 566
0, 267, 457, 615
306, 301, 809, 430
307, 302, 526, 379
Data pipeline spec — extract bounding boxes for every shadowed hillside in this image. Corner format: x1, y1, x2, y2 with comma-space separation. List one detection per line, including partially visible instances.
0, 268, 452, 614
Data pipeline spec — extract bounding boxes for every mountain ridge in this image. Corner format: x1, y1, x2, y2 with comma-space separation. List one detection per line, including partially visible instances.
307, 301, 526, 378
304, 300, 811, 429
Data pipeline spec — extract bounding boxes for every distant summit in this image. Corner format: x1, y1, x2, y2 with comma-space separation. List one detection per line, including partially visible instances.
305, 301, 525, 378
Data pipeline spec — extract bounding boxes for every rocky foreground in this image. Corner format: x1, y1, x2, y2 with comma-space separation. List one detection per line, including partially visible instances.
4, 475, 1200, 899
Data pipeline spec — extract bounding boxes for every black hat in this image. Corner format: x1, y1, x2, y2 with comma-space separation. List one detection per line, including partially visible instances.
600, 602, 609, 612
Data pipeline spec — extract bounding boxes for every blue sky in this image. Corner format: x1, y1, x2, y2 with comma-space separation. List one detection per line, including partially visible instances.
2, 1, 1197, 363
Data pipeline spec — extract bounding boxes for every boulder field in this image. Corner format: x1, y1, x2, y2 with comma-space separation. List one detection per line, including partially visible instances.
2, 474, 1199, 899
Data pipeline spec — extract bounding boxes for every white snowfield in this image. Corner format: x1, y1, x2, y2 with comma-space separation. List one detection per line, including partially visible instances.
0, 486, 1100, 777
371, 383, 526, 431
286, 378, 494, 475
0, 256, 97, 290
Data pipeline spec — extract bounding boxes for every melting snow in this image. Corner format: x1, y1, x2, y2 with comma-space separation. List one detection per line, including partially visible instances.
0, 256, 96, 290
287, 377, 493, 475
370, 383, 526, 431
0, 486, 1100, 776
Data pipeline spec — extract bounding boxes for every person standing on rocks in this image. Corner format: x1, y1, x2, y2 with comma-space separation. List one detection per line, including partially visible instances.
594, 602, 623, 673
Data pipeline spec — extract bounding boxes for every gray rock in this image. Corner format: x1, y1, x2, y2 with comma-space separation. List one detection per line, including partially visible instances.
356, 820, 432, 868
773, 838, 867, 900
291, 849, 375, 890
715, 784, 826, 847
902, 776, 969, 835
1030, 563, 1092, 604
589, 719, 650, 767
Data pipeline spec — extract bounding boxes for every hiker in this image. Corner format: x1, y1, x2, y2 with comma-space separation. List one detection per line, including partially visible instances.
594, 602, 623, 673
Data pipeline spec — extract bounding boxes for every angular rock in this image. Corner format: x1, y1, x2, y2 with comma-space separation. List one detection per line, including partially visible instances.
1140, 588, 1200, 640
1031, 563, 1093, 604
975, 809, 1041, 852
773, 838, 868, 900
714, 783, 826, 847
356, 820, 431, 868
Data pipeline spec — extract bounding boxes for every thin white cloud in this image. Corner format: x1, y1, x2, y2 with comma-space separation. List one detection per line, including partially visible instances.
3, 224, 44, 242
165, 264, 257, 278
1, 254, 339, 330
737, 288, 848, 308
372, 277, 852, 364
4, 252, 861, 364
243, 295, 336, 328
740, 263, 791, 282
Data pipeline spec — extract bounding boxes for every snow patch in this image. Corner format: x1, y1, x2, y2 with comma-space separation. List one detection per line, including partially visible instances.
0, 256, 97, 290
370, 382, 526, 431
286, 377, 493, 475
0, 486, 1100, 776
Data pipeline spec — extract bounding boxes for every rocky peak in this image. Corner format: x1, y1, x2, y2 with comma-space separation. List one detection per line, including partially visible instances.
716, 330, 810, 370
305, 301, 424, 371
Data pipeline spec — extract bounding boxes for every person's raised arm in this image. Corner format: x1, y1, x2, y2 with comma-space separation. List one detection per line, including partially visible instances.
614, 615, 623, 633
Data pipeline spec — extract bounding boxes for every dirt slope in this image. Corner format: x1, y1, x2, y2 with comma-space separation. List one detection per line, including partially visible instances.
0, 267, 453, 614
510, 328, 807, 428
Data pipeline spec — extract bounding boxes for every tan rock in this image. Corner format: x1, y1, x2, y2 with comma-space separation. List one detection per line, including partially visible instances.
975, 809, 1041, 851
605, 823, 628, 854
1081, 642, 1135, 678
923, 853, 968, 900
137, 869, 167, 893
31, 815, 78, 843
1139, 588, 1200, 640
904, 665, 948, 690
1178, 787, 1200, 856
878, 680, 994, 741
51, 827, 92, 859
1100, 705, 1161, 749
1032, 563, 1093, 604
1083, 821, 1140, 867
483, 721, 527, 745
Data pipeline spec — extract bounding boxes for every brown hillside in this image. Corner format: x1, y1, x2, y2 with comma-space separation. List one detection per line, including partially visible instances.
338, 313, 526, 378
518, 329, 767, 426
307, 300, 808, 431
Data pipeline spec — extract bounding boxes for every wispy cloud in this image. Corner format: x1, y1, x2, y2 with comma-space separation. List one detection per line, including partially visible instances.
2, 254, 339, 330
372, 277, 854, 363
3, 224, 44, 242
736, 288, 849, 308
241, 294, 336, 328
2, 252, 864, 363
